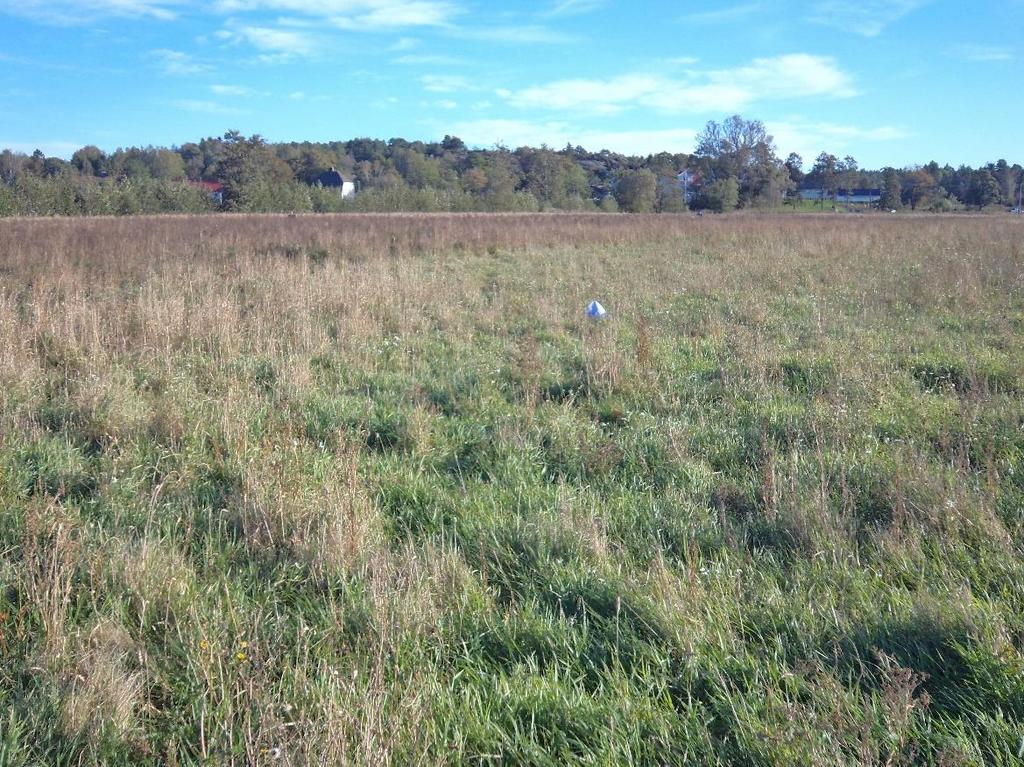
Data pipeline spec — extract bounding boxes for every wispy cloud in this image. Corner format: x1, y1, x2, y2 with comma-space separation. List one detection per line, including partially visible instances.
544, 0, 605, 17
497, 54, 856, 116
152, 48, 209, 75
210, 83, 255, 95
392, 53, 465, 65
217, 23, 317, 59
679, 3, 762, 25
419, 73, 472, 92
216, 0, 459, 29
451, 24, 574, 44
768, 119, 910, 161
954, 43, 1014, 62
807, 0, 929, 37
173, 98, 246, 114
332, 1, 456, 29
389, 36, 418, 50
0, 0, 180, 24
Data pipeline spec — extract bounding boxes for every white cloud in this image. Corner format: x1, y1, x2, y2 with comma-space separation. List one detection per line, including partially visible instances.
173, 99, 246, 114
768, 119, 910, 162
0, 0, 180, 24
218, 24, 317, 58
420, 74, 472, 92
710, 53, 856, 98
502, 74, 663, 115
448, 118, 697, 155
954, 44, 1014, 62
210, 83, 252, 95
152, 48, 210, 75
216, 0, 458, 29
499, 54, 855, 115
332, 1, 455, 29
808, 0, 928, 37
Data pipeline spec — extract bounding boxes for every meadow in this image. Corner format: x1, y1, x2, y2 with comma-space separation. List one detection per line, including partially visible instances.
0, 211, 1022, 765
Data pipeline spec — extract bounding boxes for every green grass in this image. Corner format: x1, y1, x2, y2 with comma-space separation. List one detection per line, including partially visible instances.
1, 215, 1023, 764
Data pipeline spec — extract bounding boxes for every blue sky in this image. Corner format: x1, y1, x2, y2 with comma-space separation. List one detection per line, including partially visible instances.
0, 0, 1020, 168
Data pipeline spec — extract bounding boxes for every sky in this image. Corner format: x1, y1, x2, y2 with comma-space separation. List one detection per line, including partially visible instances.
0, 0, 1020, 169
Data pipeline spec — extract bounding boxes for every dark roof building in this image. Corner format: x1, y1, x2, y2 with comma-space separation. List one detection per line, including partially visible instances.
315, 167, 356, 197
316, 167, 346, 188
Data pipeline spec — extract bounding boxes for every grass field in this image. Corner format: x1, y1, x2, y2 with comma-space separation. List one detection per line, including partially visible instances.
1, 212, 1023, 765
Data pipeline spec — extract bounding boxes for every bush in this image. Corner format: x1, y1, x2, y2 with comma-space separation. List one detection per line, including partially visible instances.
693, 177, 739, 212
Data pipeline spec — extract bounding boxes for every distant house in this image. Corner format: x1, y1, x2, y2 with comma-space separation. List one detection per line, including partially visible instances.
799, 187, 882, 205
677, 170, 702, 203
315, 167, 356, 198
190, 180, 223, 205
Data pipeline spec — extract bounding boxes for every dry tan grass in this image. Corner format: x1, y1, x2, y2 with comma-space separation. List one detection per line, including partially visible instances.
239, 441, 385, 575
1, 213, 1019, 381
61, 619, 145, 741
2, 212, 1022, 764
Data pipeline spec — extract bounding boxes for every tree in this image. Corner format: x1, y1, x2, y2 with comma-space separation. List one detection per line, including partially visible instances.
520, 148, 568, 207
880, 168, 902, 210
0, 150, 26, 184
693, 177, 739, 212
287, 146, 339, 184
216, 131, 294, 210
941, 165, 973, 203
481, 152, 521, 205
25, 150, 47, 177
347, 138, 387, 164
441, 135, 467, 154
613, 168, 657, 212
838, 155, 859, 195
148, 149, 186, 181
393, 148, 444, 189
43, 157, 71, 178
808, 153, 839, 207
461, 166, 488, 195
562, 161, 590, 204
644, 152, 688, 212
694, 115, 781, 206
966, 169, 1001, 208
72, 146, 106, 176
655, 176, 687, 212
784, 153, 805, 186
902, 169, 944, 210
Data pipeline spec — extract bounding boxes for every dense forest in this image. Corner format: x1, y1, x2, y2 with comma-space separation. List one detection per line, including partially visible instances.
1, 116, 1021, 216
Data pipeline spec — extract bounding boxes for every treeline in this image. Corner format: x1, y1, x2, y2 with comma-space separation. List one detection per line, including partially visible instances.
794, 156, 1023, 212
1, 118, 1020, 216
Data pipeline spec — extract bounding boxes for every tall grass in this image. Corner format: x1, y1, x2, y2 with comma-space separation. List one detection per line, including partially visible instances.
1, 212, 1022, 764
